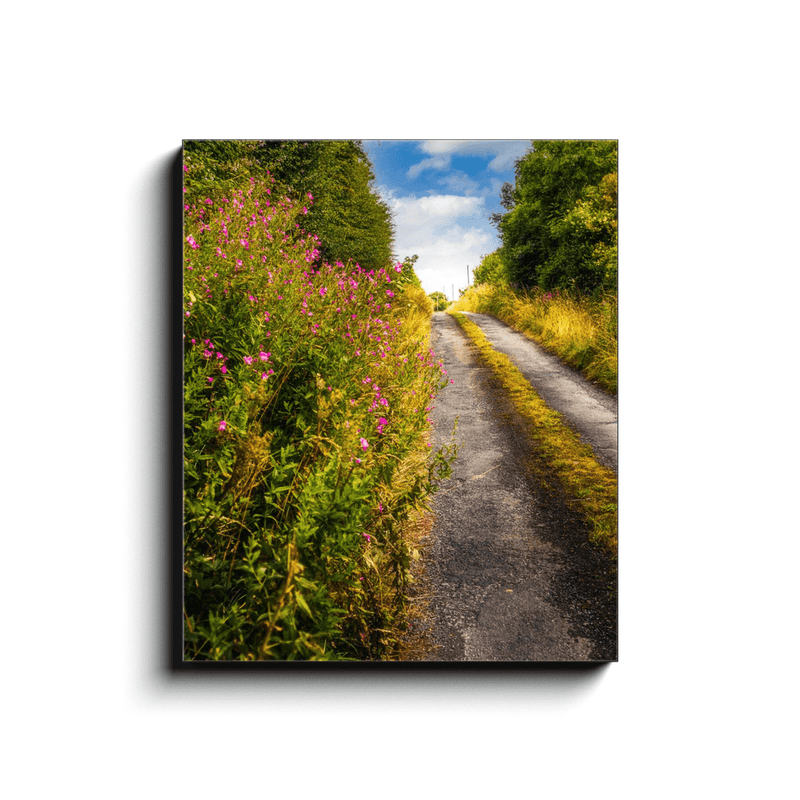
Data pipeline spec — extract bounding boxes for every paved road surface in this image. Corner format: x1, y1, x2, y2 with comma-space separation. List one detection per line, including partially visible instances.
407, 312, 616, 662
461, 312, 617, 473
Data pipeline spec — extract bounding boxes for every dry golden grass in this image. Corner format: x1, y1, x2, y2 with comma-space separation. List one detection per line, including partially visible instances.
451, 284, 617, 394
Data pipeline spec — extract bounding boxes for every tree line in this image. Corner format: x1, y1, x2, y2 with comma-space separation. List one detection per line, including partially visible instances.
183, 139, 395, 275
482, 140, 618, 294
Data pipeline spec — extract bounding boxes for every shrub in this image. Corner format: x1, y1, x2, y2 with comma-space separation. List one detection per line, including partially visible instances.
183, 168, 456, 660
472, 250, 509, 286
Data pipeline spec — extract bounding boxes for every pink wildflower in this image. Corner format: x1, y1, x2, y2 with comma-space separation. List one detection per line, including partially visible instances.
218, 420, 227, 431
360, 437, 369, 452
244, 356, 253, 365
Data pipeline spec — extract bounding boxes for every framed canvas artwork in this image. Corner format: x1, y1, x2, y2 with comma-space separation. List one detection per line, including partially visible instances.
181, 140, 618, 663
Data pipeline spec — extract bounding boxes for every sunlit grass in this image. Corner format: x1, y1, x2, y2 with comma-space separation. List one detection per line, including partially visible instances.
451, 284, 617, 394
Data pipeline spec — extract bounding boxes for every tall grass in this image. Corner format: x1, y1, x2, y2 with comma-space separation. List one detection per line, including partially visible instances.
451, 284, 617, 394
183, 169, 456, 660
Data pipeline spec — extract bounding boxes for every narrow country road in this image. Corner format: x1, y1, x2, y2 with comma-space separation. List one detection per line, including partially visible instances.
404, 312, 617, 662
461, 312, 618, 473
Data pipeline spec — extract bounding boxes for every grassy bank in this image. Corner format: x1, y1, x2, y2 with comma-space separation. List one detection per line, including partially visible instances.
450, 312, 617, 554
450, 284, 617, 394
183, 168, 457, 660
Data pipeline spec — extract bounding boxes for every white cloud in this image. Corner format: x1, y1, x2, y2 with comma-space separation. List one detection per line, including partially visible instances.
488, 147, 527, 172
420, 140, 468, 156
389, 193, 484, 235
381, 190, 496, 296
412, 225, 494, 298
418, 140, 530, 172
406, 155, 450, 179
438, 170, 480, 195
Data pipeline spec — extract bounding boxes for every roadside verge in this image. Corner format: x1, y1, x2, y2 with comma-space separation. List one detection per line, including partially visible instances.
450, 311, 617, 555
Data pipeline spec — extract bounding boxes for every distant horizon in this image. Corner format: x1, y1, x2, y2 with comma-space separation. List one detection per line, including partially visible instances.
362, 140, 531, 297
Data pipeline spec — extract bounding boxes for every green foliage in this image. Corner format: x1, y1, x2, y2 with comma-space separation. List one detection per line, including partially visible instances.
496, 140, 618, 293
255, 140, 394, 273
428, 291, 449, 312
183, 163, 456, 660
472, 250, 509, 286
396, 255, 423, 291
183, 140, 395, 275
182, 140, 264, 208
553, 172, 618, 290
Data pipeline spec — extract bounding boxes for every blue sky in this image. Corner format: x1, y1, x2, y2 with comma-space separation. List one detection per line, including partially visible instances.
362, 140, 531, 298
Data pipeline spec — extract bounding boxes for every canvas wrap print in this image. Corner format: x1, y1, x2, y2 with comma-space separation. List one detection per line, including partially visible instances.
182, 140, 618, 662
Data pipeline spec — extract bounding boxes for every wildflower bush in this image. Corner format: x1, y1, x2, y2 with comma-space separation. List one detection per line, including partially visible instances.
451, 283, 617, 394
183, 167, 456, 660
183, 140, 394, 274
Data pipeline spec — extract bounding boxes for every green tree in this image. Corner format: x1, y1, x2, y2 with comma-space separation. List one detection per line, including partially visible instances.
396, 254, 423, 291
428, 291, 448, 311
489, 180, 517, 226
498, 140, 617, 292
473, 249, 509, 286
549, 171, 618, 291
256, 140, 394, 272
182, 140, 395, 274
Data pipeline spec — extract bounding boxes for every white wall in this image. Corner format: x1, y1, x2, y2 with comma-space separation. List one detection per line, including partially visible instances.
3, 3, 798, 798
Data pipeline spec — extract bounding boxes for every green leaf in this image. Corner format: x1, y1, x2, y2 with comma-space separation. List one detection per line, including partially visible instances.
295, 591, 314, 620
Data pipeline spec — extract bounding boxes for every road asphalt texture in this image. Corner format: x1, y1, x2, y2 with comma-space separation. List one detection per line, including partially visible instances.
461, 312, 618, 473
402, 312, 617, 662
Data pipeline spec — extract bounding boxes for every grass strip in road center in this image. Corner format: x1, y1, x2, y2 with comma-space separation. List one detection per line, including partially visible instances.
450, 312, 617, 555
